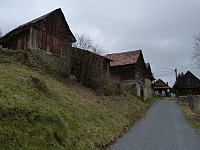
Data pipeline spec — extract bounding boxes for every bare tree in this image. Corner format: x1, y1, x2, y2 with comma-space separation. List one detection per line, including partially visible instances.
72, 32, 104, 55
193, 32, 200, 68
73, 33, 92, 50
71, 32, 106, 87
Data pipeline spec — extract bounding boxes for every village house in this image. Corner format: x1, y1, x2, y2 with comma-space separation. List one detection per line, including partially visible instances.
106, 50, 154, 99
154, 78, 172, 97
173, 71, 200, 96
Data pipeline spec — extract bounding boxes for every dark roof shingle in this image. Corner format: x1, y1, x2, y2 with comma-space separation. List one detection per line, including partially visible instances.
154, 78, 171, 88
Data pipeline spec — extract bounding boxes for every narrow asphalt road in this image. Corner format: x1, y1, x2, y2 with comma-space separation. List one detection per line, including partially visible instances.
111, 100, 200, 150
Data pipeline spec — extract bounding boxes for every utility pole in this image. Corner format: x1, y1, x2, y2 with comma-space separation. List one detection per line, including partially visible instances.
175, 69, 177, 81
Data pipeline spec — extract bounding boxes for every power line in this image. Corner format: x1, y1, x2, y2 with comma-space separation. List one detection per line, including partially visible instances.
145, 60, 174, 71
154, 70, 172, 73
166, 72, 175, 81
156, 70, 174, 78
145, 60, 177, 83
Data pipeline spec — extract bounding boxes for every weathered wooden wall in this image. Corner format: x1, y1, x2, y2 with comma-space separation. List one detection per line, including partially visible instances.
176, 77, 199, 89
0, 8, 76, 77
175, 72, 200, 96
33, 10, 72, 41
29, 28, 71, 55
135, 65, 145, 86
110, 64, 145, 86
7, 9, 73, 56
176, 88, 200, 96
110, 64, 135, 80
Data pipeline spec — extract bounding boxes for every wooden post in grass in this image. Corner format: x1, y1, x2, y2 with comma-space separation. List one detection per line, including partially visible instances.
187, 92, 194, 110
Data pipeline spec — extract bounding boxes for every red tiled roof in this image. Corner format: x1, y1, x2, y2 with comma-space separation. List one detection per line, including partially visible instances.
106, 50, 141, 66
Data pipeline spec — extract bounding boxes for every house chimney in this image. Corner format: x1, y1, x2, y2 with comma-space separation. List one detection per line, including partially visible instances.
166, 82, 168, 85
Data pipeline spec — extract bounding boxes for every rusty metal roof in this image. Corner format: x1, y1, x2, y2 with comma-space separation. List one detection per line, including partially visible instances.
106, 50, 141, 66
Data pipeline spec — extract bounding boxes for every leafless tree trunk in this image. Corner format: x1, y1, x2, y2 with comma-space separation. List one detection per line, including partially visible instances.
0, 29, 2, 38
193, 32, 200, 68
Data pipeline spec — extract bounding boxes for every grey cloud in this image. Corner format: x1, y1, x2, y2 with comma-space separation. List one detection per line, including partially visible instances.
1, 0, 200, 86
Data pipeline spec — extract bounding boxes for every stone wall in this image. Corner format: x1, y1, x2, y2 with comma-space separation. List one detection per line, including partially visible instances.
16, 48, 71, 76
144, 78, 153, 100
35, 49, 71, 76
120, 79, 153, 100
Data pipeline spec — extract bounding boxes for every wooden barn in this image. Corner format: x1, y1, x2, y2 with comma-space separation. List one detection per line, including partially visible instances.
0, 8, 76, 75
106, 50, 154, 99
0, 8, 76, 53
154, 78, 172, 97
106, 50, 146, 83
173, 71, 200, 96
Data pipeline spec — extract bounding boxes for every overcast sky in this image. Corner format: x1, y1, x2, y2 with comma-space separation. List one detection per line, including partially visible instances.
1, 0, 200, 86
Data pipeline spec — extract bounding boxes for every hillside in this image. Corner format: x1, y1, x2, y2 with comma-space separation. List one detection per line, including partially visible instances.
0, 50, 153, 149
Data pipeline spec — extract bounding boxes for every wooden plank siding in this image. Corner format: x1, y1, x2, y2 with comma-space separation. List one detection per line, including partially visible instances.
0, 8, 75, 55
135, 65, 145, 86
110, 64, 135, 80
173, 71, 200, 96
0, 8, 76, 76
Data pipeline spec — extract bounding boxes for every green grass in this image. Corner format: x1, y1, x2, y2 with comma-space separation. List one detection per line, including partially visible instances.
180, 105, 200, 137
0, 50, 154, 149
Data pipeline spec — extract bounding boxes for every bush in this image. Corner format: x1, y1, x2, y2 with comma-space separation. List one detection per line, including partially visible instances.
82, 77, 102, 91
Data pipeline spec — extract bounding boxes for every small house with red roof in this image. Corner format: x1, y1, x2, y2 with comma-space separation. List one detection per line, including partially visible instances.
154, 78, 172, 97
106, 50, 155, 99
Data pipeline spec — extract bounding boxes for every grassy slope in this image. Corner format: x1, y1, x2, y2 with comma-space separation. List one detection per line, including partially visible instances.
180, 105, 200, 137
0, 54, 149, 149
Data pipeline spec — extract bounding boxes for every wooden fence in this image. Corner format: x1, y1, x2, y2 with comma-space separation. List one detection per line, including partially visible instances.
177, 95, 200, 109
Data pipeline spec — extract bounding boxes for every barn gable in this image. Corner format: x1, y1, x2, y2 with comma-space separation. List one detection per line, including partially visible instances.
0, 8, 76, 55
173, 71, 200, 96
0, 8, 77, 76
